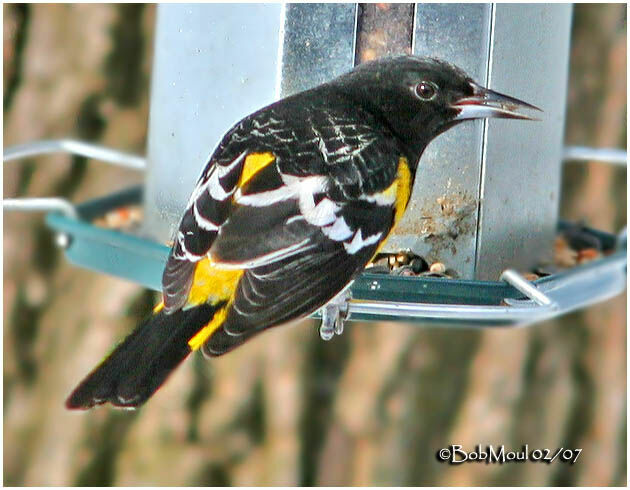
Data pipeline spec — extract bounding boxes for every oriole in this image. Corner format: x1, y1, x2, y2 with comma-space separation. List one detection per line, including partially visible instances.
66, 56, 538, 409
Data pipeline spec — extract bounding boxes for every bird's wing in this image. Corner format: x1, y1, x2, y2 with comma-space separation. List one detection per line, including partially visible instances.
161, 146, 252, 312
162, 104, 409, 321
199, 144, 415, 359
200, 160, 399, 355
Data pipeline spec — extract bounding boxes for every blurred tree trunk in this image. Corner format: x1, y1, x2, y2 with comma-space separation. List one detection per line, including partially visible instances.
3, 4, 626, 486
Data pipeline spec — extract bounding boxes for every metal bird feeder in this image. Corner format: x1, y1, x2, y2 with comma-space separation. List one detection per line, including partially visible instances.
4, 4, 627, 329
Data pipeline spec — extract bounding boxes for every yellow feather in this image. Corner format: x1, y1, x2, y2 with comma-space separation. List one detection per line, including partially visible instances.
188, 306, 229, 350
187, 257, 243, 307
185, 257, 244, 350
394, 156, 412, 223
370, 157, 412, 260
239, 152, 275, 187
153, 301, 165, 314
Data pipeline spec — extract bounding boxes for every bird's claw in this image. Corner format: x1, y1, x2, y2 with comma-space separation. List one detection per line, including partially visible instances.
319, 289, 352, 341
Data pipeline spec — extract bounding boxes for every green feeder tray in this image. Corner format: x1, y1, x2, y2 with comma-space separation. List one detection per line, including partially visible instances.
45, 186, 627, 328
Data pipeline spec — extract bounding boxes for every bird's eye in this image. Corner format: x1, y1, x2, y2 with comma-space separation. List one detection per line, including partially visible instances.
415, 81, 438, 101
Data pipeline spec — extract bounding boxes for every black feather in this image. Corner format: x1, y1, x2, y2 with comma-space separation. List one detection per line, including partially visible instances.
180, 208, 218, 256
201, 244, 369, 357
210, 200, 316, 265
162, 250, 196, 312
195, 188, 232, 225
66, 303, 221, 409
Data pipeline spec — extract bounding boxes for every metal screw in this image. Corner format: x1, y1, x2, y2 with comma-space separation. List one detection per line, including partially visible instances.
55, 233, 71, 249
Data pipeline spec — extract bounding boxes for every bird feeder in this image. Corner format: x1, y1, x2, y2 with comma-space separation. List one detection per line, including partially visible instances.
4, 4, 626, 329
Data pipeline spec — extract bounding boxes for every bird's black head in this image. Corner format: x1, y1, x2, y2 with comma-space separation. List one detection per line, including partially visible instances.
331, 55, 539, 157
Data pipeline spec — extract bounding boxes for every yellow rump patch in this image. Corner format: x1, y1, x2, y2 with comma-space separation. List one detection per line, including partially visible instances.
187, 257, 244, 307
186, 257, 244, 350
188, 306, 229, 350
239, 152, 275, 187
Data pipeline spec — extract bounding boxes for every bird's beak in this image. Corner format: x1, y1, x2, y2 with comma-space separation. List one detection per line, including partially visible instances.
452, 82, 542, 121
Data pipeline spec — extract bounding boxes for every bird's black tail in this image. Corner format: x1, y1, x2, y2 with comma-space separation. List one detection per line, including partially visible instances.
66, 303, 220, 410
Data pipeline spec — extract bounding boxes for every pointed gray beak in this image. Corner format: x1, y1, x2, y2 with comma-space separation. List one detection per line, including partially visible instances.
452, 82, 542, 121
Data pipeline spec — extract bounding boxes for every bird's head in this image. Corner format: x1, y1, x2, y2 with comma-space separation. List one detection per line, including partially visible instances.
332, 55, 540, 155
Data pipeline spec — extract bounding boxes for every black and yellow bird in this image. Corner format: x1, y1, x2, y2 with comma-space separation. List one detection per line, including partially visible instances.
66, 56, 538, 409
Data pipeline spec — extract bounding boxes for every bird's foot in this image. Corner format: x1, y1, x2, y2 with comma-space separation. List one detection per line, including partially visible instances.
319, 288, 352, 341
